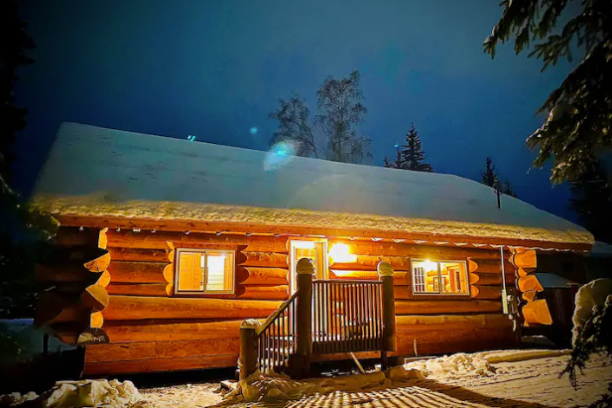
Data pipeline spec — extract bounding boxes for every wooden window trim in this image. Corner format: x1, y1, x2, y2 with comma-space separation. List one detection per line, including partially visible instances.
288, 238, 329, 293
410, 258, 470, 297
174, 248, 236, 296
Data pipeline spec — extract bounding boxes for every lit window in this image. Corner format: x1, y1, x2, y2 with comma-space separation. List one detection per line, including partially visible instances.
412, 260, 468, 295
289, 240, 328, 292
175, 249, 235, 294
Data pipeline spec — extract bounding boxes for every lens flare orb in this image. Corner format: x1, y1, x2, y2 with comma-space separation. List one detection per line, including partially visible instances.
264, 141, 297, 171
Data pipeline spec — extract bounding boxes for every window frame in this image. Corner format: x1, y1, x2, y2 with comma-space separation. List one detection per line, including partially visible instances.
288, 238, 329, 293
174, 248, 236, 296
410, 258, 470, 296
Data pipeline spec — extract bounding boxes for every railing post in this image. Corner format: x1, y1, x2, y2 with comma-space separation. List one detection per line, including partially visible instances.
378, 261, 396, 369
295, 258, 314, 379
239, 320, 259, 380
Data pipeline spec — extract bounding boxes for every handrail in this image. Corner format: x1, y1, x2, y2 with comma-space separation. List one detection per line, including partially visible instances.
315, 279, 382, 284
255, 291, 298, 374
257, 291, 298, 336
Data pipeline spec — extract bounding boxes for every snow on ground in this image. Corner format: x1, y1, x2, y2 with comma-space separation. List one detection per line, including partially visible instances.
4, 350, 610, 407
138, 349, 612, 408
0, 379, 148, 408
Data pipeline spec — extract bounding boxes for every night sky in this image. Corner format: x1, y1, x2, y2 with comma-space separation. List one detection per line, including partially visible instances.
14, 0, 579, 222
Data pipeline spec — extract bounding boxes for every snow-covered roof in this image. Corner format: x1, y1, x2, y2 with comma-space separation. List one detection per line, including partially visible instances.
535, 273, 578, 288
31, 123, 593, 246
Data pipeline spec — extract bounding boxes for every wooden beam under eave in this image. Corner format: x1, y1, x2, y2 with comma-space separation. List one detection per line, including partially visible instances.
52, 215, 593, 252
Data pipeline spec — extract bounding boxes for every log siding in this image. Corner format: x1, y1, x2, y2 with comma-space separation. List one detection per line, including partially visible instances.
38, 226, 525, 375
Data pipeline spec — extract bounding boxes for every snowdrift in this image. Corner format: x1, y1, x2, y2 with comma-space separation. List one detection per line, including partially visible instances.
0, 379, 147, 408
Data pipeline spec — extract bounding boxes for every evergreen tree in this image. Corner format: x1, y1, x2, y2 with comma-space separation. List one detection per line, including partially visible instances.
268, 93, 317, 158
400, 124, 433, 172
485, 1, 612, 183
481, 157, 518, 198
383, 156, 392, 168
393, 148, 404, 169
315, 70, 372, 164
0, 1, 56, 319
569, 161, 612, 242
1, 0, 34, 195
561, 295, 612, 408
481, 157, 499, 187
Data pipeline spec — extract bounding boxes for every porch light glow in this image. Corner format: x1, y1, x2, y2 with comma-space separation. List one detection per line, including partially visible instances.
329, 243, 357, 263
422, 260, 437, 271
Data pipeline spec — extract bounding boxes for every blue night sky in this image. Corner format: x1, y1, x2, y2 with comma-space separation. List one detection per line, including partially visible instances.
15, 0, 579, 222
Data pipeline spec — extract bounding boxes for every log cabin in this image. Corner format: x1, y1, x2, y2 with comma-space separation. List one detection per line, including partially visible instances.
30, 122, 594, 377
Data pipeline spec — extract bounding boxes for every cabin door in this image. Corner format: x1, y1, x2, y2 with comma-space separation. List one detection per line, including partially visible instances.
289, 239, 329, 338
289, 240, 328, 293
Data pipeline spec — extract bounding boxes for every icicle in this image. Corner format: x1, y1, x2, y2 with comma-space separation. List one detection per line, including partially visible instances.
414, 240, 427, 244
472, 243, 487, 247
79, 226, 84, 231
372, 237, 383, 242
185, 230, 191, 235
454, 242, 468, 246
151, 229, 156, 233
393, 239, 406, 243
434, 241, 449, 245
133, 228, 141, 233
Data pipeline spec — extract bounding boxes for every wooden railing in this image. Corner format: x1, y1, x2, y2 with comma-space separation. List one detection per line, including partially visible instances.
312, 280, 383, 354
239, 259, 396, 380
256, 292, 298, 374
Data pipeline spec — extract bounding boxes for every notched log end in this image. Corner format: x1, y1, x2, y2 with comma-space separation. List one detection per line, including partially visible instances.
81, 285, 110, 311
84, 252, 111, 272
99, 228, 109, 249
163, 263, 174, 283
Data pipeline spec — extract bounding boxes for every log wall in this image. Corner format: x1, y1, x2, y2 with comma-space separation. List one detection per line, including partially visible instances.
38, 227, 523, 375
327, 238, 520, 357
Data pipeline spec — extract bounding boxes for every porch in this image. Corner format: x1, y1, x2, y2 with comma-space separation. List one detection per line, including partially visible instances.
238, 258, 397, 380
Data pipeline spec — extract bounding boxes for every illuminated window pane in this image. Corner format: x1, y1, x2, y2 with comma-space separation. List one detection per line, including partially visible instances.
176, 250, 235, 294
412, 260, 439, 294
177, 252, 204, 292
412, 260, 468, 295
206, 251, 234, 292
440, 262, 468, 294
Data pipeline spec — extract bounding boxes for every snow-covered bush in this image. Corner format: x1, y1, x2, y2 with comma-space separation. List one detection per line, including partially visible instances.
561, 279, 612, 408
0, 379, 148, 408
572, 279, 612, 345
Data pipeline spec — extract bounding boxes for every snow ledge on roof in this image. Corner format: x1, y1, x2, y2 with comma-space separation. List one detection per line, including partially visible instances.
32, 194, 593, 246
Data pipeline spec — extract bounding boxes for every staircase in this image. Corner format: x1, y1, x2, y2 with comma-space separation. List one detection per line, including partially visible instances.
239, 259, 396, 379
